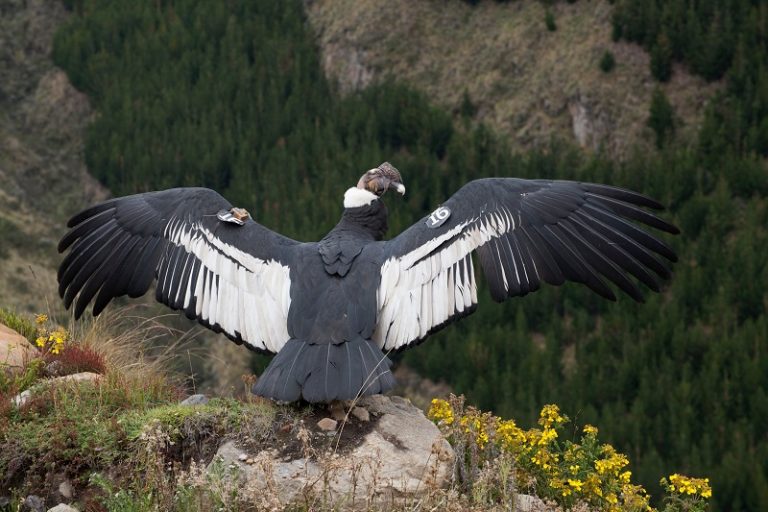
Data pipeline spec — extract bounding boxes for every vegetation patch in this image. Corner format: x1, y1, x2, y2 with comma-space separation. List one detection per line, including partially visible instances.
0, 307, 36, 341
429, 395, 712, 512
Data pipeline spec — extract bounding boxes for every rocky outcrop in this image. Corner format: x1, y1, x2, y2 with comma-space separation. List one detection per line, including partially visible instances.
0, 324, 37, 372
210, 395, 454, 508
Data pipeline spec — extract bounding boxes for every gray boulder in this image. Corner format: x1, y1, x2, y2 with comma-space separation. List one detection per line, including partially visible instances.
210, 395, 454, 508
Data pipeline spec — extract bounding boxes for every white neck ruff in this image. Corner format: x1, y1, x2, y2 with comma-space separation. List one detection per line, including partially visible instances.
344, 187, 378, 208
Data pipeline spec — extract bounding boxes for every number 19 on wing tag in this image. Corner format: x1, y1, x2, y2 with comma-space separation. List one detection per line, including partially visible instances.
426, 206, 451, 228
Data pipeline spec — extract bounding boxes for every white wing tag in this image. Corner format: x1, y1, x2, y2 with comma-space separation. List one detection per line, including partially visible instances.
426, 206, 451, 228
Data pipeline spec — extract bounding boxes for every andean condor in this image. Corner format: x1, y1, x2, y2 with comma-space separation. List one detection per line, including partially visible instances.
58, 163, 679, 403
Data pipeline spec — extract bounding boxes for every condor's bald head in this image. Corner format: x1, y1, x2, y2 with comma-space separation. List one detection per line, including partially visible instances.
356, 162, 406, 197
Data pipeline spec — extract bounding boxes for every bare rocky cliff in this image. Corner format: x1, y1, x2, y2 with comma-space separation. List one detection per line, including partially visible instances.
0, 0, 107, 311
305, 0, 720, 157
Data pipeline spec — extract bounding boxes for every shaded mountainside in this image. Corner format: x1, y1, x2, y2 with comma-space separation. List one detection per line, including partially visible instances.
306, 0, 720, 157
0, 0, 107, 311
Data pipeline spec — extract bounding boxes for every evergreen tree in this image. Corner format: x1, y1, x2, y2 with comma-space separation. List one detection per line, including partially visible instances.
648, 87, 675, 148
650, 32, 673, 82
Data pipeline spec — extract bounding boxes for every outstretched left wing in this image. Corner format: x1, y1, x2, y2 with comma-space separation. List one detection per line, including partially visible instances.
58, 188, 299, 354
374, 178, 679, 351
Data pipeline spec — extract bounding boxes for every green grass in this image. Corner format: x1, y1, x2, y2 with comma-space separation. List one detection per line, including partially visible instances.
0, 307, 36, 341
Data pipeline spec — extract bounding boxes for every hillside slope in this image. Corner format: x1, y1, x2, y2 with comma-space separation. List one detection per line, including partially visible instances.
306, 0, 720, 156
0, 0, 107, 311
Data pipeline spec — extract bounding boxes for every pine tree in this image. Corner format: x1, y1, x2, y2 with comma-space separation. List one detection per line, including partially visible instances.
650, 32, 673, 82
648, 87, 675, 148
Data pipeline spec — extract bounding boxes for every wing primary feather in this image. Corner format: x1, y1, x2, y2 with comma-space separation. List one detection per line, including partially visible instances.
92, 235, 143, 315
127, 236, 165, 297
568, 213, 662, 292
73, 233, 137, 318
58, 208, 115, 252
558, 220, 644, 302
586, 194, 679, 234
581, 203, 677, 260
58, 219, 120, 290
576, 208, 674, 277
62, 226, 126, 308
579, 183, 665, 210
99, 237, 150, 299
518, 226, 564, 285
66, 199, 120, 228
535, 224, 616, 300
523, 195, 577, 223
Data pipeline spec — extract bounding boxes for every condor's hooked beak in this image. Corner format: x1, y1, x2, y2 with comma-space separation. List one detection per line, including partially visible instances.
391, 181, 406, 195
357, 162, 406, 197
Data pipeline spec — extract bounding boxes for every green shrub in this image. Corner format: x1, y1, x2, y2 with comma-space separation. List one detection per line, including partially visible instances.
545, 10, 557, 31
599, 50, 616, 73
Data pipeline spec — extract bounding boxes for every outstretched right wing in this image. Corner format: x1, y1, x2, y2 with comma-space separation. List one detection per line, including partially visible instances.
58, 188, 300, 354
374, 178, 679, 352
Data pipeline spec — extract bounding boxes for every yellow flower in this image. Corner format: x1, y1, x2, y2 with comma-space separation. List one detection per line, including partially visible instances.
567, 479, 583, 491
538, 427, 558, 446
538, 404, 567, 429
583, 424, 598, 435
665, 474, 712, 499
35, 313, 48, 324
428, 398, 454, 426
496, 419, 526, 449
595, 451, 628, 475
35, 336, 46, 347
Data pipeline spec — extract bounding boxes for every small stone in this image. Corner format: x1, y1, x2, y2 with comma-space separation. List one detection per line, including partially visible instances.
180, 394, 208, 406
23, 494, 45, 512
47, 504, 79, 512
58, 479, 74, 499
45, 360, 65, 377
316, 417, 338, 431
237, 453, 248, 462
515, 493, 548, 512
328, 402, 346, 421
12, 389, 32, 407
351, 406, 369, 422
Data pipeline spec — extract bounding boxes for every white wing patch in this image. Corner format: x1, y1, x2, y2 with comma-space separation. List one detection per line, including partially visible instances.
374, 206, 517, 351
163, 216, 291, 353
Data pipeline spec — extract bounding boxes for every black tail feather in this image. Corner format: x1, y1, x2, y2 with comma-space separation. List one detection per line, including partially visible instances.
252, 338, 395, 403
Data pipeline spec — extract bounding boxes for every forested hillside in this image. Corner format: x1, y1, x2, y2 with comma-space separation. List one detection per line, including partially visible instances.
305, 0, 719, 158
50, 0, 767, 510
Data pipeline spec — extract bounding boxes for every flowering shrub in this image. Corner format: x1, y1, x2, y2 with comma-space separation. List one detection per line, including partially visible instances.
660, 474, 712, 512
34, 314, 68, 355
429, 395, 713, 511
